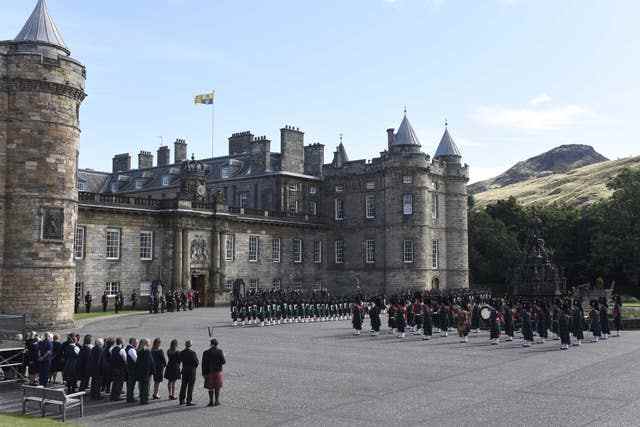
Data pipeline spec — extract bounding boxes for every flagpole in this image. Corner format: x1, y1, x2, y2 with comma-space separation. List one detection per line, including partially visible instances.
211, 91, 215, 158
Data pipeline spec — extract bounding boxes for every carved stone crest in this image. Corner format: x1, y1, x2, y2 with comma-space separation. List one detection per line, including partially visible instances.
42, 207, 64, 240
190, 237, 208, 264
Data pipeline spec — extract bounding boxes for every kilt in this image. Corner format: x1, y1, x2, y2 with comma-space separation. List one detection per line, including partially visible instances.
204, 372, 224, 390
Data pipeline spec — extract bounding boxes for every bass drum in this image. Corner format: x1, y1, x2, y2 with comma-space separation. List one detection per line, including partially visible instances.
480, 305, 493, 320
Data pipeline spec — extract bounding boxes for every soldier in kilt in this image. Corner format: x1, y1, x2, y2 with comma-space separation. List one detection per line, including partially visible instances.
369, 299, 382, 336
422, 301, 433, 340
470, 300, 481, 334
395, 300, 407, 339
599, 298, 610, 340
352, 300, 364, 336
589, 300, 601, 342
520, 303, 534, 347
559, 304, 572, 350
571, 299, 585, 346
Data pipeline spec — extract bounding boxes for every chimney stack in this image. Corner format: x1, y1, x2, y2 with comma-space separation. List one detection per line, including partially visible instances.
138, 151, 153, 169
157, 146, 170, 166
174, 138, 187, 163
112, 153, 131, 173
386, 128, 395, 147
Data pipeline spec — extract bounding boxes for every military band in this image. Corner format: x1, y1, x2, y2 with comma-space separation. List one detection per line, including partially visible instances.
228, 287, 622, 353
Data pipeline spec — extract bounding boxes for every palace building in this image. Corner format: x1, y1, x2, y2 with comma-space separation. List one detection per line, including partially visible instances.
0, 0, 469, 328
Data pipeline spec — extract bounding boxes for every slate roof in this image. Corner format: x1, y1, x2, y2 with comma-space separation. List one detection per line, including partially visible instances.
15, 0, 67, 49
393, 114, 421, 146
434, 127, 462, 158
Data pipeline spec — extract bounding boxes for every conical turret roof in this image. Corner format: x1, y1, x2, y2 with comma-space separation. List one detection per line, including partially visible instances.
15, 0, 67, 49
393, 114, 421, 146
434, 126, 462, 158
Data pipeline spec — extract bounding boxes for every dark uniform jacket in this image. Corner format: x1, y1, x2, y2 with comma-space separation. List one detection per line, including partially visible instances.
179, 348, 199, 381
202, 348, 226, 376
135, 348, 155, 381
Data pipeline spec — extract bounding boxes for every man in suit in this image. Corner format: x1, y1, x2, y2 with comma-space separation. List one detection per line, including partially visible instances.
202, 339, 226, 407
179, 340, 199, 406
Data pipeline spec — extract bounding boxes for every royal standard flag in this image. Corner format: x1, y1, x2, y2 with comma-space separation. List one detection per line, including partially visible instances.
194, 92, 215, 105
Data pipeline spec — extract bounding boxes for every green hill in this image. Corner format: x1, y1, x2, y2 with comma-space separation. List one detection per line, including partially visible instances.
473, 156, 640, 208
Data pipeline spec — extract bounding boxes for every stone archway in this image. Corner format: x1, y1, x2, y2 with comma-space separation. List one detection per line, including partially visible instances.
431, 277, 440, 290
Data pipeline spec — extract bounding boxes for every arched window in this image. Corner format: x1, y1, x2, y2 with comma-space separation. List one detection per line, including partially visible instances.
431, 277, 440, 290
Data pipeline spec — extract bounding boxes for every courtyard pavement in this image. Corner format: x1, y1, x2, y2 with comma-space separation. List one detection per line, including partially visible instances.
1, 307, 639, 426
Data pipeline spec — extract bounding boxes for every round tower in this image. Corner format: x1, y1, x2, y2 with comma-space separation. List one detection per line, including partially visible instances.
433, 125, 469, 289
0, 0, 86, 328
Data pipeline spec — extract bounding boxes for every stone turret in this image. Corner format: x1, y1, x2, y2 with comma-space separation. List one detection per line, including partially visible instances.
0, 0, 87, 328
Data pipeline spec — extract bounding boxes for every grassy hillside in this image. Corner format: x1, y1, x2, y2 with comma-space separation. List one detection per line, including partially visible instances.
473, 156, 640, 208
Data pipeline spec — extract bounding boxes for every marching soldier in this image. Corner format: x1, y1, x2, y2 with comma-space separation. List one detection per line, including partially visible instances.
599, 298, 610, 340
571, 299, 584, 346
131, 291, 138, 310
590, 300, 601, 342
612, 296, 622, 337
352, 299, 364, 336
422, 300, 433, 340
559, 304, 572, 350
369, 299, 382, 336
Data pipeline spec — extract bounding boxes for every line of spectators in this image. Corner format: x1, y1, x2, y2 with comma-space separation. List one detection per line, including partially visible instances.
24, 333, 225, 407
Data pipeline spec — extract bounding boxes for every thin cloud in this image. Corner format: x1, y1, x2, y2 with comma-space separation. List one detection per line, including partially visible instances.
471, 103, 595, 131
529, 93, 552, 106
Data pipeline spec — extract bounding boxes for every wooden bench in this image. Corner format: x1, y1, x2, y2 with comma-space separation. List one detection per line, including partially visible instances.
42, 387, 86, 422
22, 385, 46, 415
22, 385, 86, 422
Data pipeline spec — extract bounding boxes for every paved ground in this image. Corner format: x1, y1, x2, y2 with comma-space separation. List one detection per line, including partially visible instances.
1, 307, 639, 427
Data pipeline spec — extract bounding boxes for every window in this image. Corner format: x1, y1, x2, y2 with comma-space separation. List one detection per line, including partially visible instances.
110, 182, 118, 192
292, 238, 303, 263
403, 175, 413, 184
432, 192, 439, 223
287, 185, 298, 213
225, 235, 235, 261
135, 180, 143, 190
249, 236, 259, 262
365, 194, 376, 219
221, 166, 232, 179
313, 240, 322, 264
78, 181, 87, 192
140, 231, 153, 260
309, 186, 317, 194
106, 228, 121, 260
248, 279, 259, 291
403, 240, 414, 263
140, 281, 152, 296
403, 193, 413, 215
366, 182, 375, 190
310, 201, 318, 216
161, 176, 170, 186
272, 279, 281, 289
74, 225, 86, 260
335, 185, 344, 192
365, 240, 376, 264
335, 240, 345, 264
432, 239, 440, 269
105, 281, 120, 297
239, 192, 249, 209
272, 238, 281, 263
335, 199, 344, 220
224, 279, 234, 290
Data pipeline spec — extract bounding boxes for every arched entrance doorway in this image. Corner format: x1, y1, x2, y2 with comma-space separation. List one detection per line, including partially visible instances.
431, 277, 440, 290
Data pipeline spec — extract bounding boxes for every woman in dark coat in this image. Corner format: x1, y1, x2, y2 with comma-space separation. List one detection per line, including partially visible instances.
164, 339, 181, 400
62, 334, 80, 394
151, 338, 167, 399
135, 339, 155, 405
50, 334, 63, 384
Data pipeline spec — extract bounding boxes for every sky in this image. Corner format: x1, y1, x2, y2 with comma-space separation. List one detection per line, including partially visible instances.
2, 0, 639, 182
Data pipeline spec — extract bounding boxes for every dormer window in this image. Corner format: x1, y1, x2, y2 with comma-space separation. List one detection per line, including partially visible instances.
335, 185, 344, 193
135, 180, 144, 190
309, 186, 317, 194
221, 166, 231, 179
161, 176, 170, 186
78, 181, 87, 192
110, 182, 118, 193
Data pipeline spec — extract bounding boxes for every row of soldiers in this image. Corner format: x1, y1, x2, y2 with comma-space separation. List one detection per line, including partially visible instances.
351, 291, 623, 350
75, 289, 202, 314
231, 289, 354, 326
